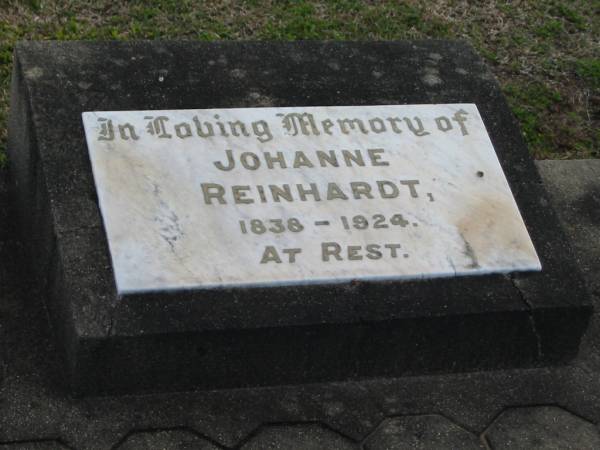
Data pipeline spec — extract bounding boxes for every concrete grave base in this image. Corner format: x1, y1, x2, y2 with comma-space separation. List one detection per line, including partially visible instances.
7, 41, 592, 395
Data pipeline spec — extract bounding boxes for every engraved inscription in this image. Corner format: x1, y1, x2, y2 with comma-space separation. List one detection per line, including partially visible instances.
82, 104, 541, 293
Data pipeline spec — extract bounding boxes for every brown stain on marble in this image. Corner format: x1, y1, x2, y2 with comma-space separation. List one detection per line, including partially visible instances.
455, 193, 532, 269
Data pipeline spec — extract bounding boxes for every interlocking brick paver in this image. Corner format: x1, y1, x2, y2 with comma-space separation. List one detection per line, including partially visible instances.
116, 429, 220, 450
485, 406, 600, 450
241, 423, 357, 450
364, 415, 484, 450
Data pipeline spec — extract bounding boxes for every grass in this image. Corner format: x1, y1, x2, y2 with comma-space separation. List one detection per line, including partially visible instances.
0, 0, 598, 167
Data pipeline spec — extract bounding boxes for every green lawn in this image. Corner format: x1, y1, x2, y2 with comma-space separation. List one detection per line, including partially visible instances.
0, 0, 598, 167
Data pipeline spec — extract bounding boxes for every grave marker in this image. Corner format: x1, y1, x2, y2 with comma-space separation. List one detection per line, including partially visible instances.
8, 41, 590, 395
82, 104, 540, 293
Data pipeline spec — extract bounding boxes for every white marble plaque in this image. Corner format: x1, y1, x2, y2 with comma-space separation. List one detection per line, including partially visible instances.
82, 104, 541, 294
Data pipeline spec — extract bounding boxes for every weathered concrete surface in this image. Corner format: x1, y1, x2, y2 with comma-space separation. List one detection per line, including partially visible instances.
536, 160, 600, 372
536, 160, 600, 302
0, 159, 599, 448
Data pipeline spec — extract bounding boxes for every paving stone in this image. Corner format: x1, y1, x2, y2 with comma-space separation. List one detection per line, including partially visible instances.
265, 382, 384, 441
362, 368, 574, 433
116, 429, 221, 450
363, 415, 484, 449
240, 423, 357, 450
484, 406, 600, 449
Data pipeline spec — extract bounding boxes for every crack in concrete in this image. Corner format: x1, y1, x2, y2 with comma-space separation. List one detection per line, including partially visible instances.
506, 274, 543, 360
